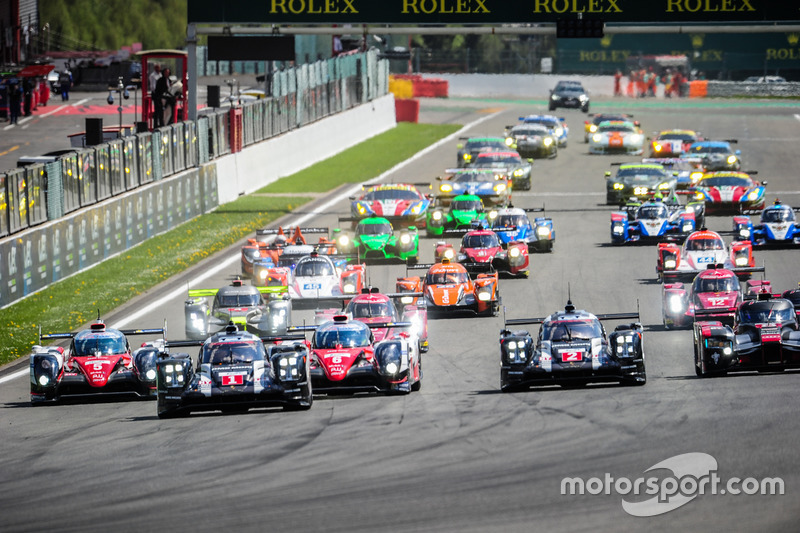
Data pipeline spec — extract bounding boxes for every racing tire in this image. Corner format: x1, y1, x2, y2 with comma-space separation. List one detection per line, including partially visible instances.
581, 105, 589, 113
501, 382, 526, 393
411, 377, 422, 392
283, 400, 313, 411
548, 103, 556, 111
158, 407, 189, 419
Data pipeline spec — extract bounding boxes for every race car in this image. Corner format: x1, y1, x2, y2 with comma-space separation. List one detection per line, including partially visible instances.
733, 200, 800, 247
456, 136, 509, 167
332, 216, 419, 264
491, 205, 555, 253
656, 229, 762, 282
584, 113, 636, 143
241, 226, 331, 278
435, 168, 511, 206
396, 258, 500, 317
434, 229, 529, 278
692, 171, 767, 214
469, 151, 532, 190
307, 315, 422, 394
184, 278, 291, 340
610, 198, 696, 244
155, 324, 312, 417
425, 194, 498, 237
589, 121, 645, 155
649, 129, 703, 157
518, 115, 568, 148
684, 140, 741, 171
548, 79, 590, 112
284, 252, 365, 305
643, 157, 705, 190
693, 293, 800, 377
783, 284, 800, 321
662, 265, 743, 329
605, 162, 677, 205
499, 300, 646, 391
30, 319, 166, 404
348, 183, 431, 228
503, 124, 558, 159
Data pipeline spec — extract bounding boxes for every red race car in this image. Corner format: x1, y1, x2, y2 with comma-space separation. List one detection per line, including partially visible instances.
649, 129, 702, 157
240, 226, 334, 278
434, 229, 529, 278
656, 229, 762, 282
662, 265, 743, 329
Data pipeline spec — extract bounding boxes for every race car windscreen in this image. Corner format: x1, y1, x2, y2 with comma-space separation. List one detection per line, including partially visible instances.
738, 301, 794, 325
617, 168, 667, 183
685, 237, 724, 251
691, 145, 731, 154
543, 320, 603, 342
513, 127, 549, 137
637, 204, 669, 219
467, 140, 505, 150
475, 156, 522, 166
203, 341, 264, 364
295, 259, 334, 277
762, 208, 795, 222
659, 133, 695, 142
313, 324, 371, 348
73, 334, 127, 356
694, 276, 739, 293
463, 233, 500, 248
217, 292, 262, 307
361, 189, 420, 201
453, 173, 495, 183
356, 222, 392, 236
699, 176, 753, 188
451, 199, 483, 212
600, 123, 636, 133
494, 214, 529, 228
426, 270, 470, 285
347, 301, 397, 319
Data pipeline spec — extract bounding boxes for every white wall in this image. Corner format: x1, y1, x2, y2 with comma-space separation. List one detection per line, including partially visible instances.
430, 74, 616, 99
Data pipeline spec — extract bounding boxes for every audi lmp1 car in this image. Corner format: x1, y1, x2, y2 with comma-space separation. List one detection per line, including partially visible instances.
426, 194, 498, 237
397, 258, 500, 317
30, 319, 166, 404
184, 279, 291, 340
349, 183, 431, 228
584, 113, 636, 143
693, 171, 767, 214
733, 200, 800, 247
434, 229, 530, 278
307, 315, 422, 394
684, 140, 741, 171
610, 198, 696, 245
548, 80, 590, 112
456, 136, 509, 167
435, 168, 511, 206
469, 151, 533, 190
589, 121, 645, 155
649, 129, 702, 157
662, 265, 743, 329
504, 124, 558, 159
693, 293, 800, 377
332, 216, 419, 264
519, 114, 568, 147
491, 206, 555, 253
500, 300, 646, 391
656, 229, 762, 282
156, 324, 312, 417
605, 162, 677, 205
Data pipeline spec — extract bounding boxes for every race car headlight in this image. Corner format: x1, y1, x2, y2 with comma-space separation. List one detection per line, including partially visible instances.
508, 247, 521, 258
505, 137, 514, 146
507, 340, 517, 350
630, 134, 643, 144
723, 346, 733, 355
343, 282, 356, 294
258, 269, 269, 280
664, 258, 677, 269
555, 127, 564, 137
658, 182, 671, 190
727, 155, 737, 165
488, 210, 498, 220
432, 211, 443, 221
145, 369, 157, 381
543, 137, 553, 146
735, 256, 748, 266
385, 362, 399, 375
443, 248, 455, 260
494, 183, 506, 193
38, 375, 50, 386
338, 235, 350, 247
400, 295, 414, 305
668, 295, 685, 313
356, 203, 368, 215
747, 190, 760, 201
440, 183, 453, 193
400, 233, 412, 245
740, 228, 751, 238
579, 94, 588, 102
410, 202, 423, 215
695, 191, 705, 200
654, 144, 663, 152
613, 182, 624, 190
477, 290, 491, 301
463, 153, 472, 161
589, 124, 598, 133
551, 94, 558, 100
690, 171, 703, 183
536, 226, 551, 237
682, 222, 693, 232
592, 133, 602, 143
612, 224, 624, 235
513, 168, 525, 177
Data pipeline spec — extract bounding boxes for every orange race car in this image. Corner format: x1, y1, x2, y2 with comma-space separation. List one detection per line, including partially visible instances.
396, 258, 500, 317
240, 226, 336, 279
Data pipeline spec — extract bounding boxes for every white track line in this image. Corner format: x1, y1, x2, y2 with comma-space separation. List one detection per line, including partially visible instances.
1, 110, 503, 385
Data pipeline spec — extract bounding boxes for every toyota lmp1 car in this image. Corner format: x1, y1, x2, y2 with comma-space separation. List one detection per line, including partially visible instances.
662, 265, 743, 329
519, 114, 568, 147
456, 136, 509, 167
332, 216, 419, 264
649, 129, 703, 157
692, 171, 767, 214
693, 293, 800, 377
589, 121, 645, 155
684, 140, 741, 171
500, 300, 646, 391
656, 229, 762, 282
733, 200, 800, 247
491, 206, 555, 253
605, 162, 677, 205
610, 198, 696, 245
30, 319, 167, 404
469, 151, 532, 190
435, 168, 511, 206
426, 194, 498, 237
434, 229, 530, 278
156, 324, 312, 417
396, 258, 500, 317
503, 124, 558, 159
349, 183, 431, 228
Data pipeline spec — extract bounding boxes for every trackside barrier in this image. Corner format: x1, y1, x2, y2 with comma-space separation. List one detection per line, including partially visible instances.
688, 80, 708, 98
229, 108, 243, 153
395, 98, 420, 123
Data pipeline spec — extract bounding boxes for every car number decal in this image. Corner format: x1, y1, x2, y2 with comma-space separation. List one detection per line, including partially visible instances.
696, 256, 714, 264
561, 350, 583, 362
303, 283, 323, 290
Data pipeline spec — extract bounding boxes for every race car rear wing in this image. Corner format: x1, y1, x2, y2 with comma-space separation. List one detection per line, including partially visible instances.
39, 323, 167, 342
504, 311, 640, 327
166, 333, 307, 348
288, 321, 413, 333
255, 227, 328, 237
662, 265, 765, 281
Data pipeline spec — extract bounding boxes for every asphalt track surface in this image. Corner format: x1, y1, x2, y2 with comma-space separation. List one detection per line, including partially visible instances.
2, 94, 800, 532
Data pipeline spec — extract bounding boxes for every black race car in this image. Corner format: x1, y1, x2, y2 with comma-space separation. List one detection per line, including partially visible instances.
549, 80, 590, 112
500, 300, 646, 391
605, 162, 677, 205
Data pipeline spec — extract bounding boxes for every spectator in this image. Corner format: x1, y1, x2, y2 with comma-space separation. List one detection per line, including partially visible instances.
613, 70, 622, 97
148, 63, 161, 94
9, 80, 22, 124
59, 69, 72, 101
153, 67, 171, 128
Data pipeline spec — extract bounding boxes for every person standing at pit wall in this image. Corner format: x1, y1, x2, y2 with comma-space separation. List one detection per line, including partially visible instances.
59, 70, 72, 101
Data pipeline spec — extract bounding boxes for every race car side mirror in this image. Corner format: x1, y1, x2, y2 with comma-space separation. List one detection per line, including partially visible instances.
604, 171, 611, 177
348, 196, 355, 201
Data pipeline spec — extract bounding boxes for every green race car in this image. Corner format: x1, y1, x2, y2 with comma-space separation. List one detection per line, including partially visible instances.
426, 194, 499, 237
333, 216, 419, 264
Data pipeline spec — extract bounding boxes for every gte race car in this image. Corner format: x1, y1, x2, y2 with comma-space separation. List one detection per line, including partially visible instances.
693, 171, 767, 214
397, 258, 500, 317
605, 162, 677, 205
307, 315, 422, 394
500, 300, 646, 391
491, 206, 555, 253
684, 140, 741, 171
733, 200, 800, 247
662, 265, 743, 329
649, 129, 702, 157
469, 151, 532, 190
656, 229, 762, 282
693, 294, 800, 377
426, 194, 498, 237
184, 278, 291, 340
435, 168, 511, 206
584, 113, 636, 143
589, 121, 644, 156
332, 216, 419, 264
349, 183, 431, 228
503, 124, 558, 159
30, 319, 166, 404
456, 136, 508, 167
156, 324, 311, 417
610, 198, 696, 244
435, 229, 529, 278
643, 157, 705, 190
519, 114, 568, 148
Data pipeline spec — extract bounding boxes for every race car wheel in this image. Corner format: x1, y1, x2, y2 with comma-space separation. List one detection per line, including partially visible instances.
548, 103, 556, 111
158, 407, 189, 419
581, 104, 589, 113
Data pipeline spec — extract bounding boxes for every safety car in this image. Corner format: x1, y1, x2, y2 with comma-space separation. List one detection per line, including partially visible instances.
605, 162, 677, 205
435, 168, 511, 206
589, 121, 645, 155
662, 265, 743, 329
434, 229, 529, 278
692, 171, 766, 214
332, 216, 419, 264
611, 198, 696, 244
348, 183, 431, 228
491, 205, 555, 253
548, 80, 590, 112
649, 129, 702, 157
469, 151, 533, 190
456, 136, 509, 167
425, 194, 498, 237
656, 229, 761, 282
500, 300, 646, 391
503, 124, 558, 159
684, 140, 741, 171
733, 200, 800, 247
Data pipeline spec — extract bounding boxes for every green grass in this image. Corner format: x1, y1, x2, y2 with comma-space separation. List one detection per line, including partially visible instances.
0, 122, 461, 366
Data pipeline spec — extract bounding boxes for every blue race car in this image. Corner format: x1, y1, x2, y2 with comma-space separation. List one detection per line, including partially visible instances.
436, 168, 511, 206
610, 198, 696, 245
518, 114, 568, 148
733, 200, 800, 247
491, 206, 555, 253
